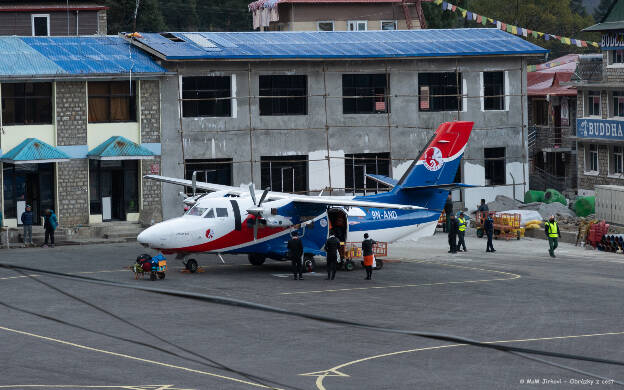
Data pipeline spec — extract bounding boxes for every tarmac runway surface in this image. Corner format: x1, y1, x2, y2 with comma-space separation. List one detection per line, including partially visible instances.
0, 233, 623, 389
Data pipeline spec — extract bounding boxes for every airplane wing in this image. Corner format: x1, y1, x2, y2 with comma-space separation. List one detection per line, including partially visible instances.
145, 175, 425, 210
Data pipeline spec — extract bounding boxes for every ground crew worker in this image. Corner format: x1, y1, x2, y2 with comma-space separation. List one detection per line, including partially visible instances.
485, 214, 495, 253
448, 215, 458, 253
478, 199, 489, 212
457, 211, 467, 252
443, 193, 453, 233
324, 230, 340, 280
362, 233, 376, 280
545, 215, 560, 258
288, 231, 304, 280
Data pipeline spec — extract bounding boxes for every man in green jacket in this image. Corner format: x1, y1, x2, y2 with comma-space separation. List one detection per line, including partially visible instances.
545, 215, 560, 258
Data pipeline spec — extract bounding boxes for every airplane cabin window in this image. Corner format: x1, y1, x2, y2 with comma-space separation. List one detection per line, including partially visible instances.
204, 209, 215, 218
187, 206, 207, 216
216, 208, 228, 217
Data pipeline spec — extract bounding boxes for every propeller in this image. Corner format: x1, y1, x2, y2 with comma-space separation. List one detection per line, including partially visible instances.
247, 184, 270, 240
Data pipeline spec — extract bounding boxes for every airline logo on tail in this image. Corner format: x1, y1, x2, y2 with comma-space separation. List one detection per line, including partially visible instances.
423, 146, 443, 171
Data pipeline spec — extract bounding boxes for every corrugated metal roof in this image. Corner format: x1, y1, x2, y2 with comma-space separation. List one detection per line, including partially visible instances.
1, 138, 70, 164
0, 36, 167, 78
133, 29, 547, 61
87, 136, 155, 160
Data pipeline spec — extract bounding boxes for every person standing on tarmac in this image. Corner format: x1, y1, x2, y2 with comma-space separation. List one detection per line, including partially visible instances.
457, 211, 467, 252
362, 233, 376, 280
324, 230, 340, 280
545, 215, 561, 258
485, 214, 495, 253
448, 214, 458, 253
443, 193, 453, 233
288, 231, 304, 280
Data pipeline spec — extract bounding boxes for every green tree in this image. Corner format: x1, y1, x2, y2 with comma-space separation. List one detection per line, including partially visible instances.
594, 0, 614, 21
571, 0, 589, 16
105, 0, 166, 34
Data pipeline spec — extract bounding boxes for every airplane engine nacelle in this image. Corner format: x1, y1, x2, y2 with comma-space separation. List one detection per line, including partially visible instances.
261, 216, 293, 228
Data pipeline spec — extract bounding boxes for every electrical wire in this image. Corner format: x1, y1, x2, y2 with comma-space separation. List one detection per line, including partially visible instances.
0, 262, 622, 386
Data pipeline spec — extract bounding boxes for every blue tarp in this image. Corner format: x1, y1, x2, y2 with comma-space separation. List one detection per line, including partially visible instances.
134, 28, 547, 60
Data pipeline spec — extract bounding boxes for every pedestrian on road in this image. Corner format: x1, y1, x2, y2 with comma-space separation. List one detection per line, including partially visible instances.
21, 205, 34, 247
288, 230, 304, 280
42, 209, 57, 248
448, 214, 458, 253
457, 211, 467, 252
443, 193, 453, 233
485, 214, 495, 253
545, 215, 561, 258
362, 233, 376, 280
324, 230, 340, 280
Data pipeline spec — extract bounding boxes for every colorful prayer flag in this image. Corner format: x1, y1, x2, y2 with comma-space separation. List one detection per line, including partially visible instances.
434, 0, 443, 5
466, 11, 472, 19
477, 14, 482, 23
511, 25, 518, 35
452, 5, 456, 11
581, 41, 588, 48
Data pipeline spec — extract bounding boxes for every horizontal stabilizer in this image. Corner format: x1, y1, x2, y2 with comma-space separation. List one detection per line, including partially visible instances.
401, 183, 475, 191
365, 174, 398, 188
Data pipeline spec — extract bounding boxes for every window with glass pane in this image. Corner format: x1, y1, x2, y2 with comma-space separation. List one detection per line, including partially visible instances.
260, 156, 308, 194
317, 21, 333, 31
484, 148, 505, 185
613, 91, 624, 117
344, 153, 391, 195
342, 74, 389, 114
419, 72, 462, 112
587, 91, 601, 116
259, 75, 307, 116
612, 146, 623, 174
381, 21, 397, 30
588, 144, 598, 172
614, 50, 624, 64
184, 159, 233, 194
348, 21, 367, 31
1, 83, 52, 125
88, 81, 136, 123
182, 76, 232, 117
484, 71, 505, 110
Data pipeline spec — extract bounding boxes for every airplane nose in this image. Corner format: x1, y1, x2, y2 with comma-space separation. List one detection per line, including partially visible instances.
137, 227, 156, 247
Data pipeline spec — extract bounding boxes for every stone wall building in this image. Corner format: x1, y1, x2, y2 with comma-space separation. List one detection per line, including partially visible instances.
0, 36, 166, 228
128, 29, 546, 220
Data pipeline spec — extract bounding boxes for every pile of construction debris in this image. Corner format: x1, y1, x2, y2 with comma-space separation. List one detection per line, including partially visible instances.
483, 195, 575, 219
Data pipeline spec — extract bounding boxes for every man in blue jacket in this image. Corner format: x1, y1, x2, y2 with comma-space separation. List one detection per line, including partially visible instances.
43, 209, 58, 248
21, 205, 34, 247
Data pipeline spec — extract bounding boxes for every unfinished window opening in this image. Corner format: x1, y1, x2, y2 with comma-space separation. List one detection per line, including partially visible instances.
317, 21, 334, 31
182, 76, 232, 117
484, 147, 505, 186
1, 83, 52, 125
184, 158, 233, 194
88, 81, 136, 123
483, 71, 505, 111
259, 75, 307, 116
260, 155, 308, 194
419, 72, 462, 112
344, 152, 391, 195
342, 74, 389, 114
32, 14, 49, 36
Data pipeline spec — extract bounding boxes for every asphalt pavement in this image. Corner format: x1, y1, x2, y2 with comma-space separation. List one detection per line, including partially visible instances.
0, 231, 623, 390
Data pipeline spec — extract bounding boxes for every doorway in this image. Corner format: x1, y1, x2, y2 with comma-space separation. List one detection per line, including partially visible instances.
89, 160, 138, 221
111, 169, 125, 220
3, 163, 54, 225
328, 208, 348, 243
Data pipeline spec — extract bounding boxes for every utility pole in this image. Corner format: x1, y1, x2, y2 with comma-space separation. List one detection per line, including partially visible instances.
133, 0, 141, 32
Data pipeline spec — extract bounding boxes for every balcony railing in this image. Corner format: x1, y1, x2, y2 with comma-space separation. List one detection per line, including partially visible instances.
528, 125, 576, 151
529, 165, 576, 192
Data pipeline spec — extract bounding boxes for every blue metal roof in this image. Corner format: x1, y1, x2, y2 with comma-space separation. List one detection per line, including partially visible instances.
133, 29, 547, 60
1, 138, 70, 164
0, 36, 166, 77
87, 136, 155, 160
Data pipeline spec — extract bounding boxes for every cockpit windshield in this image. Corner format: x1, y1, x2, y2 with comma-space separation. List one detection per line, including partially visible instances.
187, 205, 208, 216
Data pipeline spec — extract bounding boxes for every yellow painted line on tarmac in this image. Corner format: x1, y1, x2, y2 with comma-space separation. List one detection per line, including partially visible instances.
301, 330, 624, 390
281, 260, 521, 295
0, 325, 280, 390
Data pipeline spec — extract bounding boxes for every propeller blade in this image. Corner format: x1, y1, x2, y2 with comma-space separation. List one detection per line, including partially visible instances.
253, 219, 259, 241
192, 171, 197, 197
258, 187, 269, 206
249, 183, 257, 205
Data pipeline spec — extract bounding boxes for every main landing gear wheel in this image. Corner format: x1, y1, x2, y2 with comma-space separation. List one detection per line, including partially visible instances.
186, 259, 198, 273
248, 254, 266, 266
344, 260, 355, 272
374, 259, 384, 270
304, 255, 316, 273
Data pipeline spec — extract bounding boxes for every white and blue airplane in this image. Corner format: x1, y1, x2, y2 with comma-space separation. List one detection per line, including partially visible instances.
137, 121, 474, 272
